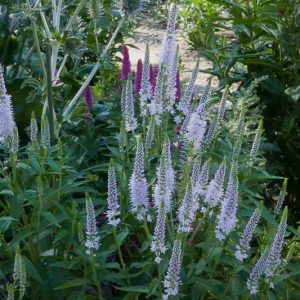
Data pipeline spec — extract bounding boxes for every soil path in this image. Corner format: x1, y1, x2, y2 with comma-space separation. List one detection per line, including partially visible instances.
124, 15, 219, 95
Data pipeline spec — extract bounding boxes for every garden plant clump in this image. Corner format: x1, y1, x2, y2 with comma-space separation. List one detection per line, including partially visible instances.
0, 1, 299, 300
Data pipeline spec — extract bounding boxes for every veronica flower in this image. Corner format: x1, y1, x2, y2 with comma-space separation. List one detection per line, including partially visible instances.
265, 207, 288, 287
106, 160, 121, 226
215, 162, 239, 241
145, 116, 156, 151
196, 160, 210, 199
274, 179, 288, 214
218, 85, 229, 122
0, 64, 15, 143
163, 239, 182, 300
30, 111, 38, 143
119, 45, 131, 80
204, 116, 218, 146
134, 59, 143, 93
246, 248, 270, 295
232, 108, 244, 159
185, 104, 207, 152
204, 160, 226, 208
163, 137, 175, 194
129, 137, 150, 221
160, 3, 177, 70
249, 119, 263, 165
13, 246, 26, 299
139, 45, 151, 116
235, 207, 261, 261
9, 127, 19, 154
118, 119, 127, 150
123, 78, 138, 131
150, 64, 159, 96
149, 65, 165, 124
191, 158, 201, 193
41, 115, 50, 148
84, 84, 93, 107
85, 195, 100, 255
199, 82, 212, 105
178, 182, 198, 233
166, 47, 179, 113
151, 204, 167, 263
153, 154, 172, 213
177, 60, 199, 115
176, 70, 181, 101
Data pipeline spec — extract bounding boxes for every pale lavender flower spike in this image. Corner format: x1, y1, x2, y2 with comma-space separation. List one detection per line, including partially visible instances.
197, 160, 210, 199
0, 64, 15, 143
163, 137, 175, 194
265, 207, 288, 288
85, 196, 100, 255
204, 160, 226, 208
129, 137, 150, 221
246, 248, 270, 295
150, 65, 165, 124
218, 86, 229, 122
163, 239, 182, 300
166, 47, 179, 113
185, 104, 207, 151
191, 158, 201, 194
215, 161, 239, 241
274, 178, 288, 214
178, 182, 199, 233
249, 119, 263, 165
178, 60, 199, 115
160, 3, 177, 69
235, 207, 261, 261
154, 154, 172, 213
139, 45, 151, 116
151, 204, 167, 263
123, 78, 138, 131
106, 161, 121, 227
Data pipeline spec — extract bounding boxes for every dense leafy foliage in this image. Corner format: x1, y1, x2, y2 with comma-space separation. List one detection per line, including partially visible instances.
0, 1, 299, 300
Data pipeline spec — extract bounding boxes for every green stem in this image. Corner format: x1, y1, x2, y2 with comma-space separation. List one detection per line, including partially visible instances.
143, 219, 152, 241
90, 257, 104, 300
113, 227, 126, 271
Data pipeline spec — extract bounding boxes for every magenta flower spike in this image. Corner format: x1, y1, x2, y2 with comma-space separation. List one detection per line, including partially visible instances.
84, 85, 93, 107
176, 70, 181, 101
119, 45, 131, 80
134, 59, 143, 93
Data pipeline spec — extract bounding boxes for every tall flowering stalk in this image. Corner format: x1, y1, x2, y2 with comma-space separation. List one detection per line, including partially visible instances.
84, 84, 93, 107
249, 119, 263, 164
85, 195, 100, 255
246, 248, 270, 295
204, 160, 226, 208
265, 207, 288, 287
163, 137, 175, 194
145, 116, 156, 151
129, 137, 150, 221
218, 85, 229, 122
163, 239, 182, 300
151, 204, 167, 263
178, 182, 198, 233
166, 47, 179, 113
123, 78, 138, 131
176, 70, 181, 101
119, 45, 131, 80
106, 160, 121, 226
30, 112, 38, 143
196, 160, 210, 198
232, 107, 244, 159
41, 115, 51, 148
185, 102, 208, 152
0, 64, 15, 143
134, 59, 143, 93
215, 161, 239, 240
160, 3, 177, 70
150, 65, 165, 124
235, 207, 261, 261
154, 154, 172, 213
139, 45, 151, 116
150, 64, 159, 96
13, 246, 26, 299
274, 178, 288, 214
178, 60, 199, 115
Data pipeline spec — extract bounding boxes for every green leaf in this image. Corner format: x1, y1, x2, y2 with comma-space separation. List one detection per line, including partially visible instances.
55, 278, 91, 290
